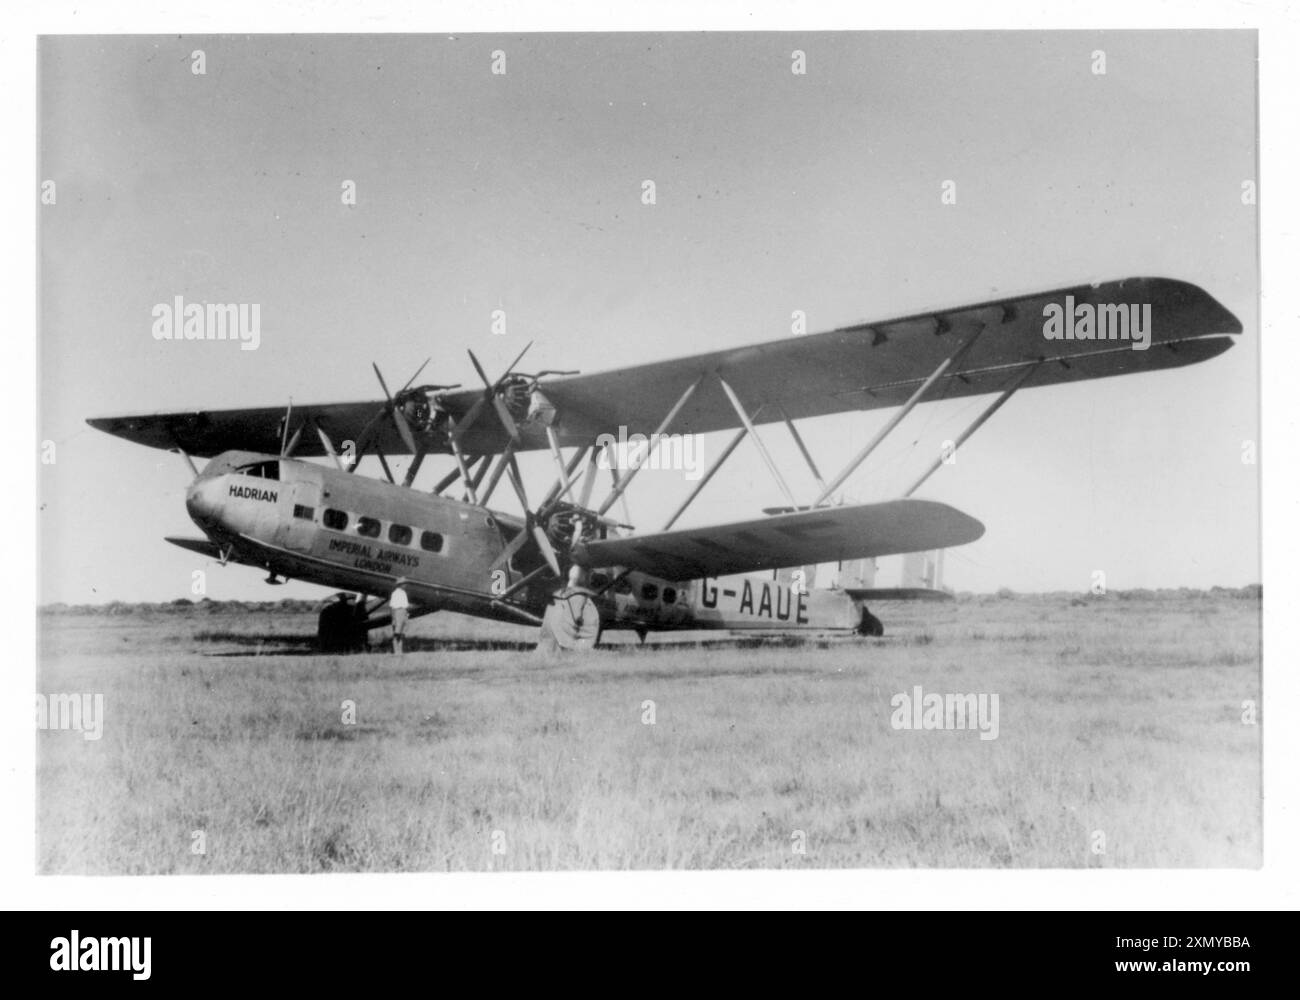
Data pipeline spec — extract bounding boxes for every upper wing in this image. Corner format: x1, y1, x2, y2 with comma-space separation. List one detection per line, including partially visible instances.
542, 276, 1239, 443
572, 498, 985, 579
87, 276, 1240, 458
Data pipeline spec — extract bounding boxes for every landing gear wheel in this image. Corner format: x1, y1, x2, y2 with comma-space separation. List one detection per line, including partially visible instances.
859, 608, 885, 637
538, 587, 603, 653
318, 599, 368, 653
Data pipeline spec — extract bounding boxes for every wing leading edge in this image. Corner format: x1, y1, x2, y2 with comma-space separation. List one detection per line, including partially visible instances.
87, 276, 1241, 458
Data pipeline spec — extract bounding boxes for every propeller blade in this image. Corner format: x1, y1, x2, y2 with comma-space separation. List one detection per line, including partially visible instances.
459, 343, 535, 445
400, 357, 431, 393
282, 424, 304, 458
391, 404, 418, 455
372, 363, 394, 402
490, 526, 530, 572
451, 396, 489, 444
467, 349, 493, 390
372, 362, 418, 454
491, 394, 522, 445
503, 341, 533, 380
314, 422, 344, 471
531, 523, 562, 577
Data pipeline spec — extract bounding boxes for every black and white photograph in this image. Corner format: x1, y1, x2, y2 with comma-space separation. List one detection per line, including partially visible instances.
18, 4, 1291, 922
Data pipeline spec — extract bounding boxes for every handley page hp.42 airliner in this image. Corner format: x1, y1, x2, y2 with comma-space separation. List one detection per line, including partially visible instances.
88, 277, 1241, 652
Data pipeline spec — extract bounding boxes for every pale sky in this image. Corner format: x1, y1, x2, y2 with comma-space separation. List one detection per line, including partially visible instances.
38, 31, 1258, 603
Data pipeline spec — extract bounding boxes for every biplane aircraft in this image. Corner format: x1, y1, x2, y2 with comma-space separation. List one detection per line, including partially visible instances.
88, 277, 1241, 652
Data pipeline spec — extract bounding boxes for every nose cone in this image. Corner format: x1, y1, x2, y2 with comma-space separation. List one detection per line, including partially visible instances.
185, 478, 224, 526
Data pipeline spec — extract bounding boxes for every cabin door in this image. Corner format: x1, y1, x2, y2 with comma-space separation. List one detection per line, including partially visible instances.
277, 480, 321, 552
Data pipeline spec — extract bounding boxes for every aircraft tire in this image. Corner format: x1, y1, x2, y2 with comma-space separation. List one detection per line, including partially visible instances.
319, 600, 365, 653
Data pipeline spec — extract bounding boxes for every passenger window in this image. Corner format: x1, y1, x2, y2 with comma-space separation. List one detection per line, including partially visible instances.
388, 524, 413, 546
323, 509, 348, 531
420, 531, 443, 553
662, 587, 677, 605
357, 517, 381, 538
293, 504, 315, 521
591, 573, 610, 590
614, 577, 633, 595
641, 583, 659, 602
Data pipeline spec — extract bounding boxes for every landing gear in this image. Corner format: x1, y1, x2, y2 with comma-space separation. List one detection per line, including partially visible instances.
537, 587, 602, 653
858, 607, 885, 637
318, 596, 369, 653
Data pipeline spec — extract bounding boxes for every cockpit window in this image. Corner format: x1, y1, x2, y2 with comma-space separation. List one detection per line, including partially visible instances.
235, 461, 279, 480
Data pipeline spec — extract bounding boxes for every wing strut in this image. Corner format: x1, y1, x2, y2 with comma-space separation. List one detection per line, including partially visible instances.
540, 438, 590, 511
467, 453, 491, 498
444, 415, 479, 504
171, 445, 198, 479
544, 427, 575, 504
597, 375, 703, 517
604, 442, 633, 526
902, 359, 1044, 497
477, 443, 516, 507
457, 455, 487, 502
718, 376, 798, 509
430, 462, 463, 496
661, 424, 750, 531
813, 326, 984, 505
777, 402, 826, 494
164, 428, 200, 479
403, 446, 429, 488
577, 445, 601, 508
375, 449, 396, 485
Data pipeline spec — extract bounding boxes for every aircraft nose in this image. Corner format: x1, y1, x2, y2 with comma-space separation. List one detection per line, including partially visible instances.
185, 478, 224, 525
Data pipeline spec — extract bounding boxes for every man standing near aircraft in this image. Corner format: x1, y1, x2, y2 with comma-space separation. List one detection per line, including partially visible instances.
390, 582, 409, 654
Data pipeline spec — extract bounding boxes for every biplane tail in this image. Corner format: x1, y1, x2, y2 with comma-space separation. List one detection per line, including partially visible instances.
843, 586, 953, 603
836, 552, 952, 601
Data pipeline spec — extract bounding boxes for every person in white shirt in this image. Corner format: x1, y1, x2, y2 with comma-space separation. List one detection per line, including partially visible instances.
389, 581, 410, 654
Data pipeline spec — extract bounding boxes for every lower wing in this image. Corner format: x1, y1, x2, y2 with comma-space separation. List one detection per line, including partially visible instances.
572, 498, 984, 580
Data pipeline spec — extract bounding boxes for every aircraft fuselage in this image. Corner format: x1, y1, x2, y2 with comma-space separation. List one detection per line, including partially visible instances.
182, 450, 866, 636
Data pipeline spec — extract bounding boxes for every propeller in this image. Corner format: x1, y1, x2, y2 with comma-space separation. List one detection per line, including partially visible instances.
373, 362, 420, 455
349, 359, 459, 481
453, 342, 534, 446
418, 348, 595, 588
493, 455, 563, 577
487, 445, 629, 584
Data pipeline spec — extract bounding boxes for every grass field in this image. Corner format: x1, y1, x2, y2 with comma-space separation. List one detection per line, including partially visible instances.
36, 591, 1261, 872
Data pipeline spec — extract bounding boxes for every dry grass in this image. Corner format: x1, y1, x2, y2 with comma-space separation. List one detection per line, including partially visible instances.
36, 592, 1261, 872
